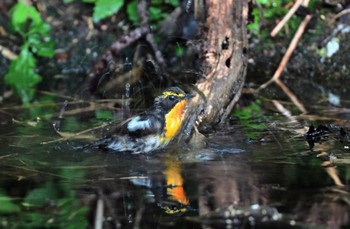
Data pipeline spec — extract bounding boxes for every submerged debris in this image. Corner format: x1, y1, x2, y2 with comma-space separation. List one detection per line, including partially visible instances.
188, 204, 283, 229
305, 124, 350, 150
305, 125, 330, 150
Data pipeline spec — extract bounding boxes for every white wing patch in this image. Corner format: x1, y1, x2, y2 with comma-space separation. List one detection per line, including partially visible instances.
127, 116, 151, 132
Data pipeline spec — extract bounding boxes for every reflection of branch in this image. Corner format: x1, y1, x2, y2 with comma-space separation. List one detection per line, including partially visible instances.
322, 162, 344, 186
133, 205, 145, 229
94, 197, 104, 229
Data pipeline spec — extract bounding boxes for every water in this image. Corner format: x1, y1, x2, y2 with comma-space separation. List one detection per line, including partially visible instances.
0, 106, 350, 229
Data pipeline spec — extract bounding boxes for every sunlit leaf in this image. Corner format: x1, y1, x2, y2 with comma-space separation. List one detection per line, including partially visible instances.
93, 0, 124, 22
4, 46, 42, 104
28, 20, 52, 36
10, 2, 42, 34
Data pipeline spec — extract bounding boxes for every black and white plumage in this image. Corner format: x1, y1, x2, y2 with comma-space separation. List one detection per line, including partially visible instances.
90, 87, 194, 154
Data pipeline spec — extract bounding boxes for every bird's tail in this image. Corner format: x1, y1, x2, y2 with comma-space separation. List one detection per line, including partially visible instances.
73, 137, 113, 150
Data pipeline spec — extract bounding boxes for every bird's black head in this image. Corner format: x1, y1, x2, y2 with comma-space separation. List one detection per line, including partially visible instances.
154, 87, 194, 113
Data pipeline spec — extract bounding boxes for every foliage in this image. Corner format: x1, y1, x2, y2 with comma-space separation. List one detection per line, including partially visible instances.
248, 0, 301, 36
64, 0, 179, 27
233, 101, 266, 139
0, 168, 88, 228
78, 0, 124, 22
127, 0, 179, 28
95, 109, 114, 120
0, 189, 20, 214
4, 1, 55, 104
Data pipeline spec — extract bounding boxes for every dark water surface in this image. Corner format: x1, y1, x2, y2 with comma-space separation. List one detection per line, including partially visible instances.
1, 108, 350, 229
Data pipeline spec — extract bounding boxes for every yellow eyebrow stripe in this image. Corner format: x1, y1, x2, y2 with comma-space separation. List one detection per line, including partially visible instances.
162, 91, 185, 98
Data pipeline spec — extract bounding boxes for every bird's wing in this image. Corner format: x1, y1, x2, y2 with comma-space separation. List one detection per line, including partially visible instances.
121, 113, 164, 137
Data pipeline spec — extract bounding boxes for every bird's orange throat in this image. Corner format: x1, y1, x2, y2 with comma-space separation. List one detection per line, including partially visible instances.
164, 100, 188, 140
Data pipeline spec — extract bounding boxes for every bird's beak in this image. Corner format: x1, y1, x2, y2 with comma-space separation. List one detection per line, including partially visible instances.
185, 92, 196, 99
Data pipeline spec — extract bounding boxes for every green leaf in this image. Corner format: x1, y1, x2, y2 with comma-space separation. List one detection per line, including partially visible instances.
175, 44, 185, 57
82, 0, 96, 3
17, 212, 51, 228
167, 0, 180, 7
5, 46, 41, 88
64, 0, 76, 3
11, 2, 43, 34
151, 0, 162, 4
28, 34, 55, 57
149, 7, 164, 21
0, 190, 20, 214
247, 8, 260, 34
93, 0, 124, 22
95, 109, 114, 119
29, 22, 52, 36
4, 45, 42, 104
126, 1, 139, 24
24, 182, 59, 207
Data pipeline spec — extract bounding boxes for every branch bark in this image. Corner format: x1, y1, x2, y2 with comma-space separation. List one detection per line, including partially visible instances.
184, 0, 248, 132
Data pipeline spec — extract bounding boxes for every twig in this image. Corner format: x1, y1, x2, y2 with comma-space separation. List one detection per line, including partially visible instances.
270, 0, 304, 37
0, 44, 18, 60
40, 121, 111, 145
138, 0, 165, 73
89, 26, 150, 92
275, 79, 307, 114
258, 14, 312, 90
332, 9, 350, 22
271, 99, 297, 122
0, 154, 16, 160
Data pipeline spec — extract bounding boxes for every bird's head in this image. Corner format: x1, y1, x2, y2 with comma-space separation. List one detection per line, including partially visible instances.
154, 87, 195, 113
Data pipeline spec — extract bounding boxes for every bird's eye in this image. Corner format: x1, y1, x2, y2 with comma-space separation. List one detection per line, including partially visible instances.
168, 95, 176, 101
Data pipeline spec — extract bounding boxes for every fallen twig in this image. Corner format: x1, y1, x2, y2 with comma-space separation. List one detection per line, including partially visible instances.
270, 0, 304, 37
275, 79, 307, 114
257, 15, 312, 113
40, 121, 111, 145
332, 8, 350, 22
0, 44, 18, 60
259, 14, 312, 90
271, 99, 297, 122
